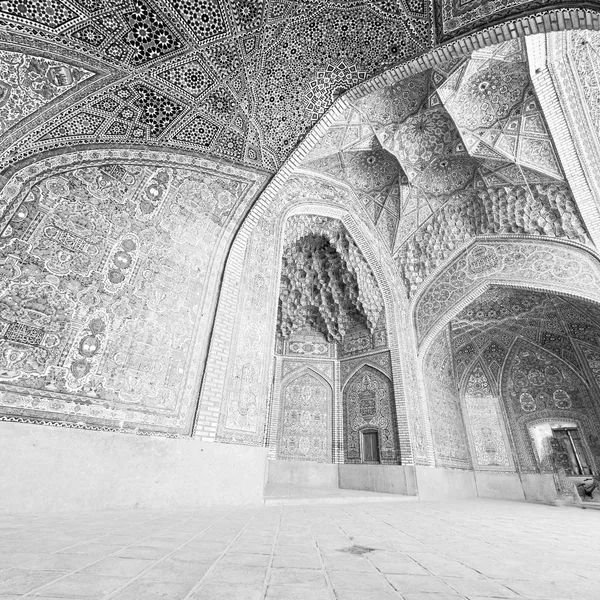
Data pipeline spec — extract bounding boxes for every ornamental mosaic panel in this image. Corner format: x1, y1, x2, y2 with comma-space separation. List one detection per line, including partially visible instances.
433, 0, 597, 43
0, 150, 264, 434
340, 352, 392, 387
463, 364, 512, 470
449, 286, 600, 380
211, 178, 359, 446
500, 338, 600, 472
343, 365, 400, 464
305, 38, 588, 295
440, 40, 563, 180
424, 329, 471, 468
284, 333, 333, 358
281, 360, 333, 382
569, 30, 600, 147
0, 3, 595, 175
429, 287, 600, 473
0, 49, 94, 137
278, 371, 332, 463
504, 341, 591, 416
415, 239, 600, 345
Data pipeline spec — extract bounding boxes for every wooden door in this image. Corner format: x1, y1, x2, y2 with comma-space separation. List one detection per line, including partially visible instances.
362, 430, 380, 463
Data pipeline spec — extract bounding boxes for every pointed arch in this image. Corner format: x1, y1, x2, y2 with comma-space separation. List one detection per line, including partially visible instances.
461, 360, 516, 471
500, 336, 600, 472
343, 364, 400, 465
277, 368, 333, 463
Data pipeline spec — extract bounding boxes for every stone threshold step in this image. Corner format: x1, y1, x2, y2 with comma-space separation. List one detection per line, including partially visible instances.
263, 485, 418, 505
264, 495, 418, 505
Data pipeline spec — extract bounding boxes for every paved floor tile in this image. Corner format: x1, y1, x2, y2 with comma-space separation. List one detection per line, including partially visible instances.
219, 552, 271, 567
80, 557, 155, 578
444, 577, 519, 597
498, 578, 576, 599
402, 595, 464, 600
21, 554, 99, 572
0, 499, 597, 599
169, 548, 220, 564
32, 573, 129, 598
109, 578, 198, 600
0, 569, 66, 595
272, 554, 322, 569
206, 565, 267, 585
265, 585, 332, 600
189, 584, 264, 599
333, 591, 400, 600
269, 567, 327, 588
387, 574, 457, 594
142, 557, 211, 582
369, 555, 429, 575
329, 570, 394, 592
114, 545, 172, 560
322, 554, 376, 572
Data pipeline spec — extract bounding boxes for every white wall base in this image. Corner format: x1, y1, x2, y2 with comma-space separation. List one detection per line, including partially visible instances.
266, 461, 560, 505
338, 464, 417, 495
267, 459, 339, 488
474, 471, 526, 501
414, 467, 560, 503
0, 422, 268, 513
415, 466, 478, 499
520, 473, 559, 503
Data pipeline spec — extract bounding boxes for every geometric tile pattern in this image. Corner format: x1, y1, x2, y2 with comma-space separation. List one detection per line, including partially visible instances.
301, 119, 406, 249
432, 0, 599, 42
1, 502, 599, 599
449, 287, 600, 386
0, 0, 433, 171
426, 286, 600, 475
440, 40, 564, 181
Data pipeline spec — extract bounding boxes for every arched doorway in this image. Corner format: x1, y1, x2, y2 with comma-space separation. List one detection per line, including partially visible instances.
422, 285, 600, 501
343, 365, 400, 465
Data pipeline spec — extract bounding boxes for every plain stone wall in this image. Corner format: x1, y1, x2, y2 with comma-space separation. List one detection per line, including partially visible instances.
267, 459, 339, 488
416, 468, 560, 503
520, 473, 559, 503
415, 466, 479, 499
0, 423, 268, 513
474, 471, 526, 501
338, 464, 417, 495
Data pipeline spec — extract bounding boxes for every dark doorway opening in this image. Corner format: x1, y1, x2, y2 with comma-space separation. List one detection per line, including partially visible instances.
362, 430, 380, 463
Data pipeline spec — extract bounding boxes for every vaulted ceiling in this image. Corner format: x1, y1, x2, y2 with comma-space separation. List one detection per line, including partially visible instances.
0, 1, 591, 176
449, 286, 600, 385
0, 0, 436, 173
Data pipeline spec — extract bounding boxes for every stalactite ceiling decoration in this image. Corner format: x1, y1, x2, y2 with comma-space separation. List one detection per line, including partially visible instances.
277, 216, 383, 342
300, 37, 590, 297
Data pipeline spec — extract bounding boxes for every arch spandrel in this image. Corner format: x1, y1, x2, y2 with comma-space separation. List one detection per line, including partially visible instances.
413, 237, 600, 352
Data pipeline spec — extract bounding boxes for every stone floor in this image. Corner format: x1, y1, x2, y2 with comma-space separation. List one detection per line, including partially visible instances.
0, 498, 598, 600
